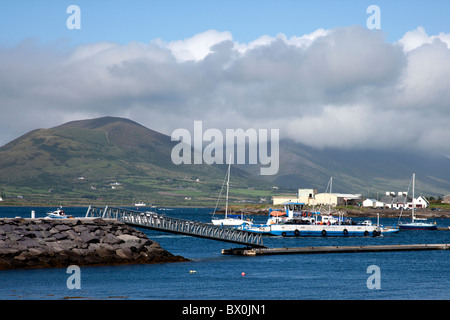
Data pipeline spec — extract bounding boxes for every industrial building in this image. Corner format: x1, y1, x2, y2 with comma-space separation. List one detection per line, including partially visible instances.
272, 189, 361, 207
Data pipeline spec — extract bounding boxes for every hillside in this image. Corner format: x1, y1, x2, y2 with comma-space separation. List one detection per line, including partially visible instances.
0, 117, 269, 206
0, 116, 449, 207
245, 139, 450, 197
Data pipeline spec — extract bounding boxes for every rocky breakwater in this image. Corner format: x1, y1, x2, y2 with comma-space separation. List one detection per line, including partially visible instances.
0, 218, 188, 270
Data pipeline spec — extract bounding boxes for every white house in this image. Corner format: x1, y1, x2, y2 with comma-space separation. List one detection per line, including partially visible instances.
410, 195, 429, 208
444, 194, 450, 204
362, 198, 384, 208
380, 192, 429, 209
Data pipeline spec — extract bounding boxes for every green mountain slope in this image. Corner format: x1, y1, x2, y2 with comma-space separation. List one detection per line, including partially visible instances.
246, 139, 450, 197
1, 116, 449, 206
0, 117, 269, 206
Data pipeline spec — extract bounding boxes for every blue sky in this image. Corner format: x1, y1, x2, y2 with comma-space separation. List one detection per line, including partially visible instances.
1, 0, 449, 46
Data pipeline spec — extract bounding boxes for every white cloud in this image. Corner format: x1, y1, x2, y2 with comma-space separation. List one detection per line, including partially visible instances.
1, 26, 450, 156
398, 26, 450, 52
163, 29, 233, 62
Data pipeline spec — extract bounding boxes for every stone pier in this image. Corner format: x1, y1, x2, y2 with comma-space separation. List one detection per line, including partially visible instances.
0, 218, 188, 270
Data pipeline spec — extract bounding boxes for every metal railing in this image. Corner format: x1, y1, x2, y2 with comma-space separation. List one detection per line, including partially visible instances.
86, 206, 265, 248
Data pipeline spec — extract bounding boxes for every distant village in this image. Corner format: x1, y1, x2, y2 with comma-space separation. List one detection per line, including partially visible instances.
273, 188, 450, 209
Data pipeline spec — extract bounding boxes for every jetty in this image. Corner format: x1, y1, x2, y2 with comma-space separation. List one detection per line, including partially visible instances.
0, 217, 187, 270
222, 243, 450, 256
85, 206, 450, 255
86, 206, 266, 248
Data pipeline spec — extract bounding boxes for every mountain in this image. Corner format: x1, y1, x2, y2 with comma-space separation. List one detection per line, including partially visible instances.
247, 139, 450, 197
0, 117, 267, 206
0, 116, 449, 206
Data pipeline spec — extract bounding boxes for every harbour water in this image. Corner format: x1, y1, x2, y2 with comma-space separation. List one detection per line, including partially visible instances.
0, 207, 449, 300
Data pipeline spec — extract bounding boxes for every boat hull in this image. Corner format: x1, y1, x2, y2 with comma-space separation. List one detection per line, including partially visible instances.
269, 224, 381, 237
398, 223, 437, 230
241, 224, 272, 234
211, 218, 251, 227
46, 214, 69, 219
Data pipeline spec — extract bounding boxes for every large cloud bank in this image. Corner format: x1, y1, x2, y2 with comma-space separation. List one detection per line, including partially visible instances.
1, 26, 450, 154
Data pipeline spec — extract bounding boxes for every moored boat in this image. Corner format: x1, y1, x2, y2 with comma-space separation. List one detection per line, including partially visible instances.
241, 201, 384, 237
211, 155, 253, 227
46, 206, 72, 219
398, 173, 437, 230
135, 202, 146, 207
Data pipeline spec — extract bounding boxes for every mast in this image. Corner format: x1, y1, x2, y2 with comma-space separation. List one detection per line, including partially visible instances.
225, 154, 231, 219
329, 177, 332, 214
412, 172, 415, 222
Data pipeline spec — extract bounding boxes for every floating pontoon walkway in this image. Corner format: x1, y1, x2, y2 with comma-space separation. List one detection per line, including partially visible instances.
86, 206, 266, 248
222, 243, 450, 256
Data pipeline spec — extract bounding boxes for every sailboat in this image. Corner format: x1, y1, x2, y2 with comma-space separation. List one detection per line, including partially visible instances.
398, 173, 437, 230
211, 156, 253, 227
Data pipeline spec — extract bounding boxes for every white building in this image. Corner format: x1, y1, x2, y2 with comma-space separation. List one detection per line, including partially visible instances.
362, 198, 384, 208
380, 192, 429, 209
298, 189, 318, 205
273, 190, 362, 207
410, 195, 429, 208
314, 193, 362, 206
272, 195, 298, 205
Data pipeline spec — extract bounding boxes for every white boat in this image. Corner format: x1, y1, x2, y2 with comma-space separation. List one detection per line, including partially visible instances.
240, 209, 287, 234
211, 156, 252, 227
243, 178, 391, 237
46, 206, 71, 219
268, 202, 382, 237
135, 202, 146, 207
398, 173, 437, 230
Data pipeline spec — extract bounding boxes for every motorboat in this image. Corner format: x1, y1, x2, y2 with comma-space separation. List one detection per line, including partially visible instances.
46, 206, 72, 219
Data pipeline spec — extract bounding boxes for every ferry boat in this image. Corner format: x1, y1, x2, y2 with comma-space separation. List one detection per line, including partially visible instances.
242, 202, 385, 237
269, 203, 382, 237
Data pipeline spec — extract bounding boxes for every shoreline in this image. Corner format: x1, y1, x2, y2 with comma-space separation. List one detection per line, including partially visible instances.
2, 203, 450, 219
217, 206, 450, 219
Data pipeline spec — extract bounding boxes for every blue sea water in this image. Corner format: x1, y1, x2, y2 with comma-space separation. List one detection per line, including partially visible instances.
0, 206, 449, 300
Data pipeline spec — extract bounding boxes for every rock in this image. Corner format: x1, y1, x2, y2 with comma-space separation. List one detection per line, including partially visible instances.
0, 247, 20, 256
49, 227, 60, 235
65, 229, 79, 240
73, 225, 89, 233
102, 233, 123, 244
28, 247, 47, 256
79, 231, 99, 243
7, 232, 23, 241
92, 218, 108, 226
115, 248, 133, 260
17, 238, 40, 248
117, 234, 140, 242
53, 232, 68, 241
93, 229, 105, 237
55, 224, 72, 232
0, 218, 188, 270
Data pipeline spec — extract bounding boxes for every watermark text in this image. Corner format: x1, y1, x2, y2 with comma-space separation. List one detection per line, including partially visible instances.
171, 121, 279, 175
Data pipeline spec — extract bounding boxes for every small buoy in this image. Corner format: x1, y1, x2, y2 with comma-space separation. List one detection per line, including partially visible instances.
241, 272, 246, 277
